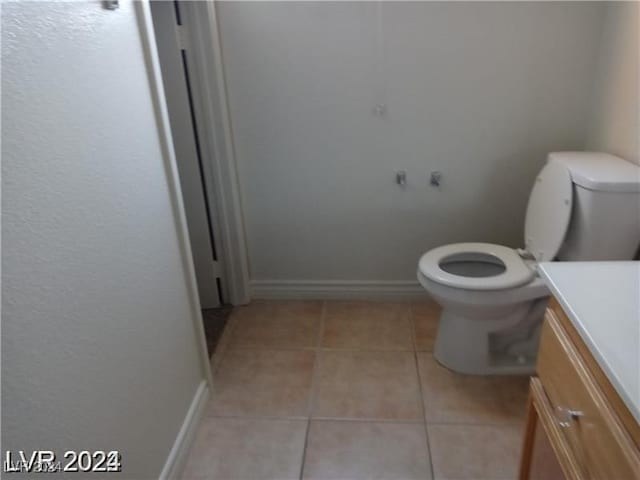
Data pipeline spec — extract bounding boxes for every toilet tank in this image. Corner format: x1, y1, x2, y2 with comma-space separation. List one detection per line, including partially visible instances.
551, 152, 640, 261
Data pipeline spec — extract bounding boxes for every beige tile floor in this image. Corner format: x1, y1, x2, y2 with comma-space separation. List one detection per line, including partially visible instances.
183, 300, 529, 480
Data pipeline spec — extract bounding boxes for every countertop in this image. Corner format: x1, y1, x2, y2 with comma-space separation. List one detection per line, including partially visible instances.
539, 261, 640, 425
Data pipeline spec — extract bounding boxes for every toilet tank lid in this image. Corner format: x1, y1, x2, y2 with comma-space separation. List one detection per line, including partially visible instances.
548, 152, 640, 193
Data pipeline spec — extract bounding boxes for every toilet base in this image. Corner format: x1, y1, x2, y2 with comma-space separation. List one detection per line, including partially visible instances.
433, 300, 547, 375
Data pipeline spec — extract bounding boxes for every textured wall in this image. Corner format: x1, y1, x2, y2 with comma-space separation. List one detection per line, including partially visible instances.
586, 2, 639, 164
2, 1, 204, 477
218, 1, 605, 284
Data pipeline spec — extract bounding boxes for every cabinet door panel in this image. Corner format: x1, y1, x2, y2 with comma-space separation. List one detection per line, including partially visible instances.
529, 419, 566, 480
520, 379, 583, 480
538, 312, 640, 479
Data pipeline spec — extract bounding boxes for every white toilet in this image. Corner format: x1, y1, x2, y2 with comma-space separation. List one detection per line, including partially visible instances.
417, 152, 640, 375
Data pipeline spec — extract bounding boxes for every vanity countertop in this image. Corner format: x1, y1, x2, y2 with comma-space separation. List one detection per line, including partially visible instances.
538, 261, 640, 425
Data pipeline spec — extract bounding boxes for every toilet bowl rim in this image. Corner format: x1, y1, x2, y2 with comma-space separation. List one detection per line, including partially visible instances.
418, 242, 536, 290
417, 269, 549, 309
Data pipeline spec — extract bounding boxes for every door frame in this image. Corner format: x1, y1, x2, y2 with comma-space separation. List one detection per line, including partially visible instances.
135, 0, 213, 386
176, 0, 251, 306
150, 0, 223, 308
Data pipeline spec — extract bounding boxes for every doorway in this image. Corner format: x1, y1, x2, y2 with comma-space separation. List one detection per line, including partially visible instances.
151, 0, 238, 353
150, 0, 223, 309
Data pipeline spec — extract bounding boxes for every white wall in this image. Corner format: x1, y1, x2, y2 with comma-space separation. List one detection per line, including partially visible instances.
2, 1, 206, 477
586, 1, 639, 164
217, 1, 605, 287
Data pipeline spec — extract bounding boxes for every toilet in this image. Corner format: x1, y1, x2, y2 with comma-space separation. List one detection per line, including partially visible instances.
417, 152, 640, 375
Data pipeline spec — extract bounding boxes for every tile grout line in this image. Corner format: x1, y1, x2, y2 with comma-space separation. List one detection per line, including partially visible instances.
223, 346, 417, 353
309, 299, 327, 413
297, 300, 327, 480
204, 412, 525, 428
410, 303, 436, 480
206, 413, 431, 423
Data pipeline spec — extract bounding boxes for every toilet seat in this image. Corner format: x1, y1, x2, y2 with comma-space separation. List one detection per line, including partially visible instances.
418, 242, 535, 290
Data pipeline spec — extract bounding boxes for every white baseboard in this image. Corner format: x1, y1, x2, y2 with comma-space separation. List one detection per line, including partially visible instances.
159, 380, 209, 480
250, 280, 427, 301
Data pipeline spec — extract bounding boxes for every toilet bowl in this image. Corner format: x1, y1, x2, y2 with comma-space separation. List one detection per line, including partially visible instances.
418, 243, 549, 375
417, 152, 640, 375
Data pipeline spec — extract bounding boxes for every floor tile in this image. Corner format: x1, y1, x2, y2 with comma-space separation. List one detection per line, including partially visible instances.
427, 423, 523, 480
313, 351, 423, 420
303, 420, 432, 480
182, 417, 307, 480
210, 349, 315, 417
321, 301, 413, 351
412, 301, 441, 352
228, 300, 322, 349
417, 354, 529, 424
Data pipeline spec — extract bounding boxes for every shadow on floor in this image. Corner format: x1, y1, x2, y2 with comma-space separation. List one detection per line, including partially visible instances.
202, 305, 233, 357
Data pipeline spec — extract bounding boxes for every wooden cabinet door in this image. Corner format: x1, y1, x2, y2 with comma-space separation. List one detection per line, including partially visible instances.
520, 379, 583, 480
528, 416, 566, 480
538, 312, 640, 479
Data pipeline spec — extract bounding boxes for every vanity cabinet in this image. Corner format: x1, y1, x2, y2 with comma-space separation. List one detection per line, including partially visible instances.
519, 298, 640, 480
